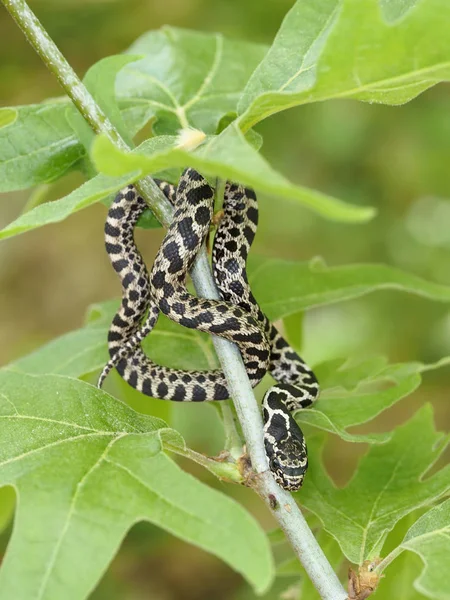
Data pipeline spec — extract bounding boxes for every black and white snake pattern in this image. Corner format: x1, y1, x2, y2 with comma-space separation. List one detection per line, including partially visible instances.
98, 168, 319, 491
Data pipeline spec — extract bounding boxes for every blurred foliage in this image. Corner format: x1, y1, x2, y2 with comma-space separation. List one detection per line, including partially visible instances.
0, 0, 449, 598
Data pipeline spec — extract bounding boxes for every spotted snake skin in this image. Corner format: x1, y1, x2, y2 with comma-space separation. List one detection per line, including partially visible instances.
98, 168, 319, 490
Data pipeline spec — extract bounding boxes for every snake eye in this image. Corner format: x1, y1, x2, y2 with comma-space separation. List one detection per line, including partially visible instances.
269, 456, 281, 471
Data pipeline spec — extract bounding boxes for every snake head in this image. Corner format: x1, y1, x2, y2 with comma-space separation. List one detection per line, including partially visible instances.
266, 439, 308, 492
263, 387, 308, 491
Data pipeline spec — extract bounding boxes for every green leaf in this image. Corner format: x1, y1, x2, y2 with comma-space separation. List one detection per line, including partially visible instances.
395, 499, 450, 600
299, 406, 450, 564
239, 0, 450, 130
0, 95, 155, 198
248, 256, 450, 321
92, 126, 375, 222
8, 327, 108, 378
0, 103, 83, 192
0, 172, 139, 241
119, 102, 156, 137
0, 25, 265, 196
379, 0, 421, 23
67, 54, 142, 151
295, 357, 450, 444
296, 359, 424, 443
116, 26, 268, 135
314, 355, 388, 391
238, 0, 341, 129
0, 371, 273, 598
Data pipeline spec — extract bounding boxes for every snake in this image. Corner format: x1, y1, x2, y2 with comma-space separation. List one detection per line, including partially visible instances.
98, 168, 320, 491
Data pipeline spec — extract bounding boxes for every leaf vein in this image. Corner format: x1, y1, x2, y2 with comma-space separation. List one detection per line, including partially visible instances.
0, 391, 19, 415
123, 69, 181, 109
183, 34, 224, 112
0, 432, 114, 469
0, 413, 105, 433
278, 5, 340, 93
36, 434, 125, 598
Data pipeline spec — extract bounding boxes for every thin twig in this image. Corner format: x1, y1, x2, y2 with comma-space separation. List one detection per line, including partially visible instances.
1, 1, 348, 598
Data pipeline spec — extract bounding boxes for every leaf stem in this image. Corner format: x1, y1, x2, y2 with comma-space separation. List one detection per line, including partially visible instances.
2, 1, 348, 598
164, 443, 243, 483
375, 546, 404, 574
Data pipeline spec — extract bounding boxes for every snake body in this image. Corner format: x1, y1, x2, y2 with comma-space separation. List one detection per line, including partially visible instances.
98, 168, 319, 490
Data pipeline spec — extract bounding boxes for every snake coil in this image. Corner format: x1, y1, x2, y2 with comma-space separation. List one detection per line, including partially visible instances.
98, 168, 319, 490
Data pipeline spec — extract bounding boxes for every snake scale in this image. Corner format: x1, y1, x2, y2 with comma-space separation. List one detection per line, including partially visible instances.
98, 168, 320, 490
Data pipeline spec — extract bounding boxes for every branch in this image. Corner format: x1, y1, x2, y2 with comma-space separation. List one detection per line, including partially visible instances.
1, 1, 348, 598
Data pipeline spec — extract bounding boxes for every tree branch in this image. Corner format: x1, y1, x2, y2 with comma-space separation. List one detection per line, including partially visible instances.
1, 1, 348, 598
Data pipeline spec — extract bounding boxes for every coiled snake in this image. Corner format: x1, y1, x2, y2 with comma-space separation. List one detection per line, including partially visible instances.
98, 168, 319, 490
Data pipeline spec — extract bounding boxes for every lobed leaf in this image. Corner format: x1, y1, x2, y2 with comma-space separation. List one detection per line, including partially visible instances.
313, 355, 388, 391
0, 371, 273, 598
248, 256, 450, 321
92, 127, 375, 223
296, 357, 450, 443
296, 361, 420, 443
299, 406, 450, 564
238, 0, 450, 130
395, 499, 450, 600
116, 26, 268, 135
